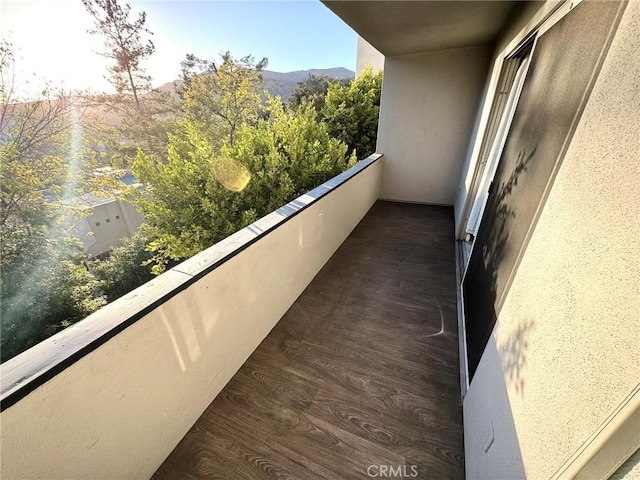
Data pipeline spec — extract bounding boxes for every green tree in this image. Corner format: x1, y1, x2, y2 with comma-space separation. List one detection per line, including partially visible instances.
90, 231, 154, 302
133, 96, 356, 272
0, 40, 111, 362
81, 0, 155, 112
182, 52, 267, 147
177, 53, 215, 97
288, 74, 351, 112
1, 40, 119, 245
1, 234, 105, 362
321, 66, 383, 159
111, 94, 181, 165
81, 0, 178, 165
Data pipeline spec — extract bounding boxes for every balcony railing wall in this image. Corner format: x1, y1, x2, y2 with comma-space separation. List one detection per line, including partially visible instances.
0, 155, 382, 480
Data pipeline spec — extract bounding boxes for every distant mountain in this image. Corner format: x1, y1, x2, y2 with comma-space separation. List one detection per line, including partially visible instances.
157, 67, 355, 103
261, 67, 354, 83
0, 68, 356, 131
261, 67, 354, 102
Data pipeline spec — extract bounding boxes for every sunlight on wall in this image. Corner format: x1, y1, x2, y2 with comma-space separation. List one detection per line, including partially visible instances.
160, 311, 187, 372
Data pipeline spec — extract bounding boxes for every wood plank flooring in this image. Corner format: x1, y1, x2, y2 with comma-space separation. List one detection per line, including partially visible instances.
152, 201, 464, 479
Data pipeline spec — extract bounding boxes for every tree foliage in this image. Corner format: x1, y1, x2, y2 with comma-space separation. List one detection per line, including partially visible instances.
178, 54, 213, 96
81, 0, 179, 166
321, 66, 383, 159
1, 233, 105, 362
1, 40, 119, 246
133, 96, 356, 272
81, 0, 155, 111
1, 0, 382, 363
288, 74, 351, 112
182, 52, 267, 147
90, 231, 154, 301
0, 40, 114, 362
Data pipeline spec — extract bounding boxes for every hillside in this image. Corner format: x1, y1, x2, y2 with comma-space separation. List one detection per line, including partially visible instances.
1, 68, 355, 130
260, 67, 354, 101
157, 67, 354, 103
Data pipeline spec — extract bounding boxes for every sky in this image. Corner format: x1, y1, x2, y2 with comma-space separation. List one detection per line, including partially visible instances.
0, 0, 356, 97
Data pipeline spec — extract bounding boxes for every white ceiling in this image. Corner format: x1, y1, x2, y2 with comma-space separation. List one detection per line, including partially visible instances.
322, 1, 521, 56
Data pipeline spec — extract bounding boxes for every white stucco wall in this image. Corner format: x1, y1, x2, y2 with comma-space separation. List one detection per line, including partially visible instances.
86, 200, 136, 257
0, 158, 382, 480
356, 35, 384, 75
376, 45, 491, 205
75, 198, 146, 258
463, 2, 640, 478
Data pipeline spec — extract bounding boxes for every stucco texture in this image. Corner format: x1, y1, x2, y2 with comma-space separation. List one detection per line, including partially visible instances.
356, 36, 384, 76
464, 2, 640, 478
377, 45, 491, 205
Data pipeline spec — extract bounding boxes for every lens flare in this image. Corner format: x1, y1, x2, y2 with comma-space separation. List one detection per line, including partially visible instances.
211, 157, 251, 192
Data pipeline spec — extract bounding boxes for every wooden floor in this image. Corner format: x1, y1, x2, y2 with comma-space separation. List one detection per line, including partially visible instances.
153, 201, 464, 479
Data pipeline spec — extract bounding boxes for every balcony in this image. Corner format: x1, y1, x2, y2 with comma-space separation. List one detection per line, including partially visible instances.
0, 154, 463, 479
153, 200, 462, 479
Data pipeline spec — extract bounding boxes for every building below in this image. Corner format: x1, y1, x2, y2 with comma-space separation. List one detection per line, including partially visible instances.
70, 193, 145, 258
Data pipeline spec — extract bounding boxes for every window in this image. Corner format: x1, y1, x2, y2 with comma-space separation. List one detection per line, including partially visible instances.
462, 0, 622, 382
465, 47, 532, 239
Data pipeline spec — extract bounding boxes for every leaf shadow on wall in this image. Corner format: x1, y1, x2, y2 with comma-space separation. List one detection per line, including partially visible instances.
484, 147, 538, 397
465, 145, 537, 388
498, 317, 536, 396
